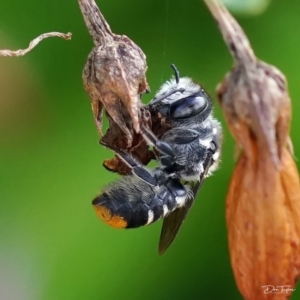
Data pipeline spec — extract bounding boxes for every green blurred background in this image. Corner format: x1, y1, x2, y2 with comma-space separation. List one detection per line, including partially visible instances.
0, 0, 299, 299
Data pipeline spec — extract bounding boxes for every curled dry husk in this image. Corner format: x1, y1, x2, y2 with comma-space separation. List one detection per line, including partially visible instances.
204, 0, 300, 299
78, 0, 154, 174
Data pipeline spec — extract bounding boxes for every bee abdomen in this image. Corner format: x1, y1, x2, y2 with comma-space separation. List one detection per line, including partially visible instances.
92, 177, 190, 229
92, 190, 174, 229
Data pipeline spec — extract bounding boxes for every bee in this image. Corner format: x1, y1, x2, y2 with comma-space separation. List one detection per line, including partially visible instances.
92, 65, 222, 254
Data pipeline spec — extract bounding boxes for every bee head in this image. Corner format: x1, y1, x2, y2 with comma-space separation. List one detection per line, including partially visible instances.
149, 65, 212, 124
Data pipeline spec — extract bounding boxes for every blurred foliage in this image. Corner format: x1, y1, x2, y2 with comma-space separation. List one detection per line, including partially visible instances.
222, 0, 271, 15
0, 0, 299, 299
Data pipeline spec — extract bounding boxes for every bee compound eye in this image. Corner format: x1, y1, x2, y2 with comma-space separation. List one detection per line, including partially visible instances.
170, 95, 207, 119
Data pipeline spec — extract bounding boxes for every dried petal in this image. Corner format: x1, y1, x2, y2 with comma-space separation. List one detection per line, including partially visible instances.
101, 107, 155, 174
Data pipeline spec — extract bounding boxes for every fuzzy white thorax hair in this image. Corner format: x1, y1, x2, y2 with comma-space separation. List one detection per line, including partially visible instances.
154, 77, 202, 104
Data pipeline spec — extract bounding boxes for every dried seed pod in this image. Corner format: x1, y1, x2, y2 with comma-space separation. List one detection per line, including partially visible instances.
78, 0, 149, 140
78, 0, 154, 173
204, 0, 300, 299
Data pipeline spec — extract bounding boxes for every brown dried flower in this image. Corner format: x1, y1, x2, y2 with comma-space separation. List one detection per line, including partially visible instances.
204, 0, 300, 299
78, 0, 155, 174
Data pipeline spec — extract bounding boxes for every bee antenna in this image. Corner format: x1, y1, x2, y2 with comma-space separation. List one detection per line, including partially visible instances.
171, 64, 180, 84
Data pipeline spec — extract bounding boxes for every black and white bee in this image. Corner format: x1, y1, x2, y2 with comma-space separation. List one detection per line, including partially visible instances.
92, 65, 222, 254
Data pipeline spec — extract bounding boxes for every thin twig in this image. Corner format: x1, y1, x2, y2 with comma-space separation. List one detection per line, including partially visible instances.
0, 32, 72, 57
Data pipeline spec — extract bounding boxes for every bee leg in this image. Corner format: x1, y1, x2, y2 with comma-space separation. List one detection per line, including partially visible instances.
103, 143, 158, 186
140, 126, 176, 167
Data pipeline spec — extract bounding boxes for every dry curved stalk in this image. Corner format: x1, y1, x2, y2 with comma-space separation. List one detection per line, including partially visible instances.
0, 32, 71, 57
204, 0, 300, 299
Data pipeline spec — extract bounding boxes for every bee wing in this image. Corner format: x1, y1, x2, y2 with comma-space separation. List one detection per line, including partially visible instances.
158, 150, 215, 255
158, 197, 194, 255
